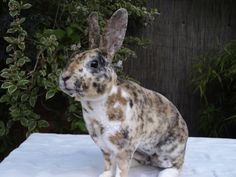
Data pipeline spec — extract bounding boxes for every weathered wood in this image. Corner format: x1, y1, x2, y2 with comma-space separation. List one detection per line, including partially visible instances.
124, 0, 236, 136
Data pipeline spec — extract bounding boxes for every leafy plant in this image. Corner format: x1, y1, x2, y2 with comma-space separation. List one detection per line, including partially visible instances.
1, 0, 48, 136
192, 40, 236, 138
0, 0, 158, 160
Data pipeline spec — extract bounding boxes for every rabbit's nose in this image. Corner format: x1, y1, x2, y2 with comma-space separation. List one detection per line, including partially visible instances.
75, 80, 81, 88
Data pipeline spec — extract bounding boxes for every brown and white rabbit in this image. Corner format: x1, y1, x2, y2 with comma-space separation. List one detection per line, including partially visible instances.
59, 8, 188, 177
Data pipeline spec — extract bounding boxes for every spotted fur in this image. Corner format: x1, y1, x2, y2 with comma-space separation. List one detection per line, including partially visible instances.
59, 8, 188, 177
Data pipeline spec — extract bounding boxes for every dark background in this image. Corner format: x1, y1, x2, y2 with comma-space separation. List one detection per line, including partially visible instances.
124, 0, 236, 136
0, 0, 236, 137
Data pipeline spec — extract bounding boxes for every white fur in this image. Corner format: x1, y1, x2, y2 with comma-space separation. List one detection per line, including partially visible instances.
115, 167, 122, 177
99, 171, 113, 177
80, 87, 125, 153
158, 168, 180, 177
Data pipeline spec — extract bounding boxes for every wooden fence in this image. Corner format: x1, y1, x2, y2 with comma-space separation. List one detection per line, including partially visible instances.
124, 0, 236, 136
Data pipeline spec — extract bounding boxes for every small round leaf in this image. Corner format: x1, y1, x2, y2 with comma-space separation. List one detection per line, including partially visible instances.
8, 85, 17, 94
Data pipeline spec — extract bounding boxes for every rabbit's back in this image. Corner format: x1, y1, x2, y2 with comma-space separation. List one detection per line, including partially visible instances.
115, 78, 188, 168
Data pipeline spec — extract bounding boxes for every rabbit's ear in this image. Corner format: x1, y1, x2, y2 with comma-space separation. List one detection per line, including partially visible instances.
100, 8, 128, 61
88, 12, 100, 49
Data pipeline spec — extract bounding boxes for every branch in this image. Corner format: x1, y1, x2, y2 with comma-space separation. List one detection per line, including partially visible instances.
28, 50, 43, 76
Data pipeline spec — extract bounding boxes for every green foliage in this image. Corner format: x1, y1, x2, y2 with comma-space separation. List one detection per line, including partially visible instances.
192, 40, 236, 137
0, 0, 158, 160
1, 0, 45, 137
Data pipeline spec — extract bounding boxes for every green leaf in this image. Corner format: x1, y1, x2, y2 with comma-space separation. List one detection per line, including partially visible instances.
6, 44, 14, 52
21, 3, 32, 9
19, 71, 26, 77
49, 34, 57, 41
54, 29, 66, 39
11, 109, 21, 119
45, 80, 54, 88
8, 85, 17, 94
4, 37, 17, 44
33, 114, 40, 120
0, 121, 6, 136
17, 57, 26, 66
20, 118, 28, 127
7, 120, 14, 129
46, 89, 56, 100
9, 105, 17, 112
69, 104, 77, 112
8, 0, 20, 9
7, 28, 18, 34
29, 96, 37, 107
21, 94, 29, 102
9, 10, 19, 17
66, 26, 74, 36
0, 95, 9, 103
39, 70, 46, 76
71, 119, 86, 132
38, 120, 49, 128
11, 92, 19, 101
1, 82, 12, 89
28, 119, 37, 131
6, 57, 14, 64
24, 56, 30, 63
18, 79, 29, 86
18, 17, 26, 24
1, 72, 9, 78
26, 131, 33, 138
18, 42, 25, 50
70, 34, 81, 43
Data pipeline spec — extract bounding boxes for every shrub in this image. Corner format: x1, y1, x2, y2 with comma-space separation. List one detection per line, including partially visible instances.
0, 0, 158, 160
192, 40, 236, 138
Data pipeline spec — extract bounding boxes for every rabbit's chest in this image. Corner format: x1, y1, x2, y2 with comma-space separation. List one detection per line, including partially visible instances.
81, 98, 133, 151
84, 111, 124, 151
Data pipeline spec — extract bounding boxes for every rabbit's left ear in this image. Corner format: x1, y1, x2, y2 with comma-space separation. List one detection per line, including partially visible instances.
100, 8, 128, 61
88, 12, 100, 49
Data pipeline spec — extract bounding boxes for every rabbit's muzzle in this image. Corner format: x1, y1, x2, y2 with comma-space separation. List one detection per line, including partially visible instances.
59, 73, 80, 97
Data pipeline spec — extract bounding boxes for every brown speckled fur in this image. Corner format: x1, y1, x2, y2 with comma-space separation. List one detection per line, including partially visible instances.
59, 8, 188, 177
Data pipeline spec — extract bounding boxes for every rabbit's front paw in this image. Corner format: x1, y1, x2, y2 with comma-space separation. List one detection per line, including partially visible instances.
99, 171, 113, 177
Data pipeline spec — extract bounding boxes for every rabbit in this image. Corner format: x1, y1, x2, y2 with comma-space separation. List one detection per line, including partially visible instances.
59, 8, 188, 177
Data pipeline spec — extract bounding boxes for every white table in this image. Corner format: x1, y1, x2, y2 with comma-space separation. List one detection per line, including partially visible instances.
0, 133, 236, 177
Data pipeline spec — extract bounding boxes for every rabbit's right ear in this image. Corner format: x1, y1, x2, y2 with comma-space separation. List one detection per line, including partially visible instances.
88, 12, 100, 49
100, 8, 128, 62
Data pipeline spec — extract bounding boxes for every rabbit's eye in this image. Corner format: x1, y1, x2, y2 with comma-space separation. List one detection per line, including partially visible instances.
90, 60, 98, 68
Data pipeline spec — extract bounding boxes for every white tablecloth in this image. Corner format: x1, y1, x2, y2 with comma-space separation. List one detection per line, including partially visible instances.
0, 133, 236, 177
